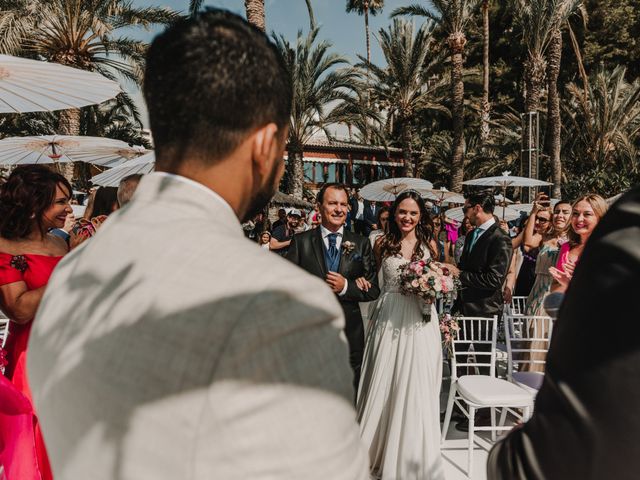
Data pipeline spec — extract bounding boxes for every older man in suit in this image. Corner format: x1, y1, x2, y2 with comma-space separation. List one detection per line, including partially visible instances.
287, 184, 380, 393
28, 10, 368, 480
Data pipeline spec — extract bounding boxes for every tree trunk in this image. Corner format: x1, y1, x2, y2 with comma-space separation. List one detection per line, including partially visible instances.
449, 33, 466, 192
57, 108, 81, 183
400, 119, 414, 177
288, 145, 304, 199
523, 53, 546, 181
364, 1, 371, 133
365, 2, 371, 66
244, 0, 266, 32
480, 0, 490, 145
546, 30, 562, 198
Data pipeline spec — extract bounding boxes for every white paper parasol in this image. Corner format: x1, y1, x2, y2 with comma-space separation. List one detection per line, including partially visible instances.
463, 171, 552, 219
418, 187, 465, 205
0, 54, 121, 113
360, 177, 434, 202
90, 152, 155, 186
0, 135, 135, 165
445, 204, 524, 222
462, 171, 552, 189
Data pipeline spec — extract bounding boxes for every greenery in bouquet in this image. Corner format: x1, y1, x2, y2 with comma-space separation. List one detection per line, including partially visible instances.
439, 313, 460, 358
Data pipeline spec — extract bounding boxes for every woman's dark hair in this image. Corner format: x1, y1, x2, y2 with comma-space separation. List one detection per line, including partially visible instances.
91, 187, 119, 217
458, 216, 472, 236
376, 205, 390, 224
379, 190, 436, 260
0, 165, 71, 240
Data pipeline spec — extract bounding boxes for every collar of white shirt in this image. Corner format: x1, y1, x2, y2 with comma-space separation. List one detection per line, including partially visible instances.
320, 225, 344, 239
476, 217, 496, 237
149, 172, 236, 217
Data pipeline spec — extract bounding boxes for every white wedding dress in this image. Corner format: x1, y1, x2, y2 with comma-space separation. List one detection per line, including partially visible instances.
357, 251, 445, 480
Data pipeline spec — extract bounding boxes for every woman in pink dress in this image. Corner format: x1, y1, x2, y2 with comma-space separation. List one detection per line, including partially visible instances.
0, 165, 72, 480
549, 194, 608, 292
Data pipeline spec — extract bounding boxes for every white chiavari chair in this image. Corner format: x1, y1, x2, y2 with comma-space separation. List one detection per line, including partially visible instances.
441, 315, 532, 478
507, 296, 528, 316
504, 314, 553, 393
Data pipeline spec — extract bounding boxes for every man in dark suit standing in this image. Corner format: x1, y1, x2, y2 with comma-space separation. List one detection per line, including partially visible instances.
287, 184, 380, 393
449, 191, 513, 318
488, 186, 640, 480
362, 199, 378, 236
448, 191, 512, 430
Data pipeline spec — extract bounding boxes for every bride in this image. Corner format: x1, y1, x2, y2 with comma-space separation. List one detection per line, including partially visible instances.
357, 190, 445, 480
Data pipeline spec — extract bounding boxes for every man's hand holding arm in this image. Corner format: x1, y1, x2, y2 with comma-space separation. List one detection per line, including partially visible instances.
341, 240, 380, 302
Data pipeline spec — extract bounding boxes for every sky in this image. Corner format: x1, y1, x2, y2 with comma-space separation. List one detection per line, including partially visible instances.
129, 0, 424, 126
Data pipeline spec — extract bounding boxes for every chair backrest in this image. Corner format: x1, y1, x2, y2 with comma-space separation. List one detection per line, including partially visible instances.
507, 296, 528, 316
450, 316, 498, 379
0, 311, 9, 349
504, 314, 554, 380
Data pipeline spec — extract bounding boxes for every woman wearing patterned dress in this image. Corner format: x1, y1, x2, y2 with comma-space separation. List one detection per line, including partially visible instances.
520, 199, 571, 372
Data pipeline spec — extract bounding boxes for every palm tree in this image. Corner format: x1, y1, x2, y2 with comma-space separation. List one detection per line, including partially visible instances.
545, 1, 584, 197
346, 1, 385, 67
480, 0, 490, 144
81, 96, 152, 149
244, 0, 266, 31
305, 0, 316, 29
0, 0, 177, 178
273, 28, 361, 198
511, 0, 581, 183
359, 19, 448, 177
329, 83, 384, 144
392, 0, 480, 192
0, 0, 177, 133
564, 66, 640, 172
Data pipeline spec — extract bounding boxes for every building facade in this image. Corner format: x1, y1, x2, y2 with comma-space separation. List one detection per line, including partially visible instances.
299, 139, 407, 193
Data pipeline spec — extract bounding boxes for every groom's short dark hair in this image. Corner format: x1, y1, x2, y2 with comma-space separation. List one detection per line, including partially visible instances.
144, 8, 292, 170
466, 190, 495, 214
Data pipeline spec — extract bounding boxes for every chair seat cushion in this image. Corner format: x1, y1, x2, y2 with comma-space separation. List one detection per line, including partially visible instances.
457, 375, 532, 406
513, 371, 544, 393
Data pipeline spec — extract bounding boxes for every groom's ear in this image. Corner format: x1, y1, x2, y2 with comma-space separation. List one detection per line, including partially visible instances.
250, 123, 285, 175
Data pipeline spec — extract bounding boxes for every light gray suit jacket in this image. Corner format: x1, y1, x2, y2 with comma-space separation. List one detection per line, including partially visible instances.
29, 173, 368, 480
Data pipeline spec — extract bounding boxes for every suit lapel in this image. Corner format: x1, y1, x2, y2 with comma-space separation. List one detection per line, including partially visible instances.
311, 228, 328, 277
472, 223, 497, 254
338, 230, 352, 276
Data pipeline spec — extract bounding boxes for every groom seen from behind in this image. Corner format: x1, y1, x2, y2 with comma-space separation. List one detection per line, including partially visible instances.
287, 184, 380, 392
28, 10, 368, 480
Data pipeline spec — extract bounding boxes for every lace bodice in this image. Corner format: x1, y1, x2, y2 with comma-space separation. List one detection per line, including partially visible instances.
381, 248, 432, 293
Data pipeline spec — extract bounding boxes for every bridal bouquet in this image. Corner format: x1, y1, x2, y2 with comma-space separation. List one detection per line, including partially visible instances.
398, 258, 460, 321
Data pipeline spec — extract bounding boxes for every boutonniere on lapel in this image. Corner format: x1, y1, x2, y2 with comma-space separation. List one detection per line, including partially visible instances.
342, 241, 356, 255
342, 241, 362, 262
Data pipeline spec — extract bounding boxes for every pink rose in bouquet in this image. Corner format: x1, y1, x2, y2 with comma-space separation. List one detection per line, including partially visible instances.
398, 258, 461, 321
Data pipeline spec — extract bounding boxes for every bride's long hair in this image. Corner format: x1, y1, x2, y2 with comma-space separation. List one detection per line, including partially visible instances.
379, 190, 436, 260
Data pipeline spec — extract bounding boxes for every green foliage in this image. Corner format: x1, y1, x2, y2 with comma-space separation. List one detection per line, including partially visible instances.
583, 0, 640, 79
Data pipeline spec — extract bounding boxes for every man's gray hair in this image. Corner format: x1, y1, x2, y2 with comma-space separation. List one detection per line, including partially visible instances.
117, 174, 143, 207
